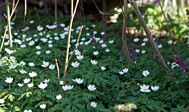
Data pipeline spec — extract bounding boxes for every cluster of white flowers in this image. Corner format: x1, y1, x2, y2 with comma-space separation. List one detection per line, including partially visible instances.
140, 84, 159, 93
62, 85, 74, 91
119, 68, 129, 75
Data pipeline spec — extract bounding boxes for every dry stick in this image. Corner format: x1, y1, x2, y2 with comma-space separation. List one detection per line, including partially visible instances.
6, 0, 13, 48
63, 0, 80, 97
68, 25, 83, 63
0, 0, 19, 53
55, 59, 61, 93
24, 0, 27, 27
158, 0, 173, 40
0, 27, 8, 53
55, 0, 57, 25
92, 0, 117, 16
122, 0, 131, 63
12, 0, 15, 11
131, 0, 170, 74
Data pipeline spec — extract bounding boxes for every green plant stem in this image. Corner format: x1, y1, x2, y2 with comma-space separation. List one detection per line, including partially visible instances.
9, 83, 11, 90
32, 78, 34, 83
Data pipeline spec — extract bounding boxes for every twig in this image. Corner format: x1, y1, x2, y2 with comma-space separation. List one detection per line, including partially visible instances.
6, 0, 13, 48
0, 27, 8, 53
0, 0, 19, 53
55, 0, 57, 25
68, 25, 83, 63
12, 0, 15, 11
24, 0, 27, 27
131, 0, 170, 74
63, 0, 80, 97
121, 0, 131, 62
92, 0, 117, 16
55, 59, 62, 94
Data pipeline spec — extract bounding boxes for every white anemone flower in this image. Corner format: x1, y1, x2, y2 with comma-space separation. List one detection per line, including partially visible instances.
39, 104, 46, 109
59, 81, 64, 85
101, 43, 107, 48
90, 101, 97, 108
91, 60, 98, 65
28, 62, 35, 67
151, 86, 159, 91
158, 44, 163, 48
109, 40, 114, 44
18, 83, 24, 87
20, 61, 26, 65
62, 85, 74, 91
88, 84, 96, 91
123, 68, 128, 73
93, 51, 99, 55
36, 51, 41, 55
105, 48, 110, 53
142, 70, 150, 77
168, 40, 173, 44
141, 50, 146, 54
43, 79, 50, 83
23, 78, 30, 83
72, 78, 83, 84
56, 94, 62, 100
0, 99, 5, 104
24, 110, 32, 112
101, 66, 106, 71
28, 41, 35, 46
135, 49, 140, 53
134, 38, 139, 42
38, 82, 47, 89
27, 83, 34, 88
77, 55, 83, 60
141, 42, 146, 46
36, 46, 41, 49
49, 64, 55, 70
28, 72, 37, 77
46, 50, 51, 54
41, 61, 49, 67
140, 84, 151, 93
5, 77, 13, 83
119, 71, 124, 75
71, 61, 80, 68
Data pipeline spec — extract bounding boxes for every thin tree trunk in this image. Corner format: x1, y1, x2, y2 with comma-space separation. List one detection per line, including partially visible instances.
131, 0, 170, 74
122, 0, 130, 62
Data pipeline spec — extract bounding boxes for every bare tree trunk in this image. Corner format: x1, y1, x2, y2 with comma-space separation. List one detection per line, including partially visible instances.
131, 0, 170, 74
122, 0, 130, 62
